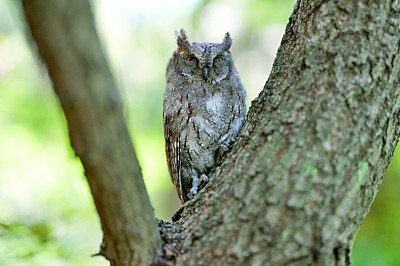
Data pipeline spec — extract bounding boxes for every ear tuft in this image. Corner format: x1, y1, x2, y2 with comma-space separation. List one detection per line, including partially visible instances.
222, 32, 232, 50
176, 29, 190, 51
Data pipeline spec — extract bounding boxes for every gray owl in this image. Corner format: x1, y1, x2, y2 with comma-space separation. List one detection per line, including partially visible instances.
163, 29, 246, 203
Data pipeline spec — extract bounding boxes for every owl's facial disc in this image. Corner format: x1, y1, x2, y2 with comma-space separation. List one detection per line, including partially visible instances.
175, 32, 233, 82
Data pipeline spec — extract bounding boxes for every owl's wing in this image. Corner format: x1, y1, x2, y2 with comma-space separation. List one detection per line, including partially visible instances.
164, 114, 184, 203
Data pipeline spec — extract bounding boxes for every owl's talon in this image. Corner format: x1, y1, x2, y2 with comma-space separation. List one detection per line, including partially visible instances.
188, 184, 197, 199
187, 192, 195, 199
190, 186, 198, 195
200, 174, 209, 182
190, 179, 199, 196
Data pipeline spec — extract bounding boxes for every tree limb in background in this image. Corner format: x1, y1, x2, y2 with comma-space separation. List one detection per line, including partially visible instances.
21, 0, 160, 265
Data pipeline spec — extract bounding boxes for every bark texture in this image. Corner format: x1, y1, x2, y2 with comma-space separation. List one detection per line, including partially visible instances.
159, 1, 400, 265
21, 1, 160, 265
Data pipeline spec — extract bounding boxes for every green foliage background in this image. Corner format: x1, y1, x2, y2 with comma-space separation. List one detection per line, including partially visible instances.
0, 0, 398, 265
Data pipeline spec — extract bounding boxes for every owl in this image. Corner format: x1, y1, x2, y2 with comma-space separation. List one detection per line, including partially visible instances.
163, 29, 246, 203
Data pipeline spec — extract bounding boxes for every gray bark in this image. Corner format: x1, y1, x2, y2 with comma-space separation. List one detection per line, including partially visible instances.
160, 1, 400, 265
20, 0, 400, 266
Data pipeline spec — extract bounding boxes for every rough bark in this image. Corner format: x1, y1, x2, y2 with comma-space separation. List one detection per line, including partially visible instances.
20, 0, 400, 266
159, 1, 400, 265
21, 1, 160, 265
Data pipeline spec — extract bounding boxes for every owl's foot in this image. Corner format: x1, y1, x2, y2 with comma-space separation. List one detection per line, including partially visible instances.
188, 177, 199, 199
200, 174, 209, 183
187, 192, 194, 200
187, 174, 209, 200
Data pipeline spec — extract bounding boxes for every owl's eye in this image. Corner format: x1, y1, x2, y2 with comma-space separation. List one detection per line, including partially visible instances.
185, 55, 198, 62
214, 54, 225, 62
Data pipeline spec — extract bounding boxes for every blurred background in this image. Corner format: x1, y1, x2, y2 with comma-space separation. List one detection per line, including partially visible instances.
0, 0, 398, 265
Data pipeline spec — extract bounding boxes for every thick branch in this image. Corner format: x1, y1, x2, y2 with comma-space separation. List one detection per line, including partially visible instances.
159, 0, 400, 265
21, 1, 160, 265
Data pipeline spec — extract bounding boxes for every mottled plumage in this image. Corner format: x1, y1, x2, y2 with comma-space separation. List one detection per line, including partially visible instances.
163, 29, 246, 203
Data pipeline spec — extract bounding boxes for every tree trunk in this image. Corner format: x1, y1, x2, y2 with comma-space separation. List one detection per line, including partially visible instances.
159, 1, 400, 265
20, 0, 400, 266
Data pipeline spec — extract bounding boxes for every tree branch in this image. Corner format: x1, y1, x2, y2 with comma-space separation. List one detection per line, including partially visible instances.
21, 1, 160, 265
159, 0, 400, 265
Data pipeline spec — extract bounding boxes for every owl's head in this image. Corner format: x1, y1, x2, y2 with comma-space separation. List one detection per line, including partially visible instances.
173, 29, 234, 83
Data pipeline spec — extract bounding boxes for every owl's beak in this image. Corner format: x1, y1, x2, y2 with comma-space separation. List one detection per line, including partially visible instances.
202, 67, 209, 80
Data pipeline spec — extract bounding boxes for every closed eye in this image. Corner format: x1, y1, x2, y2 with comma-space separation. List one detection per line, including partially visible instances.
214, 54, 224, 62
186, 55, 198, 62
